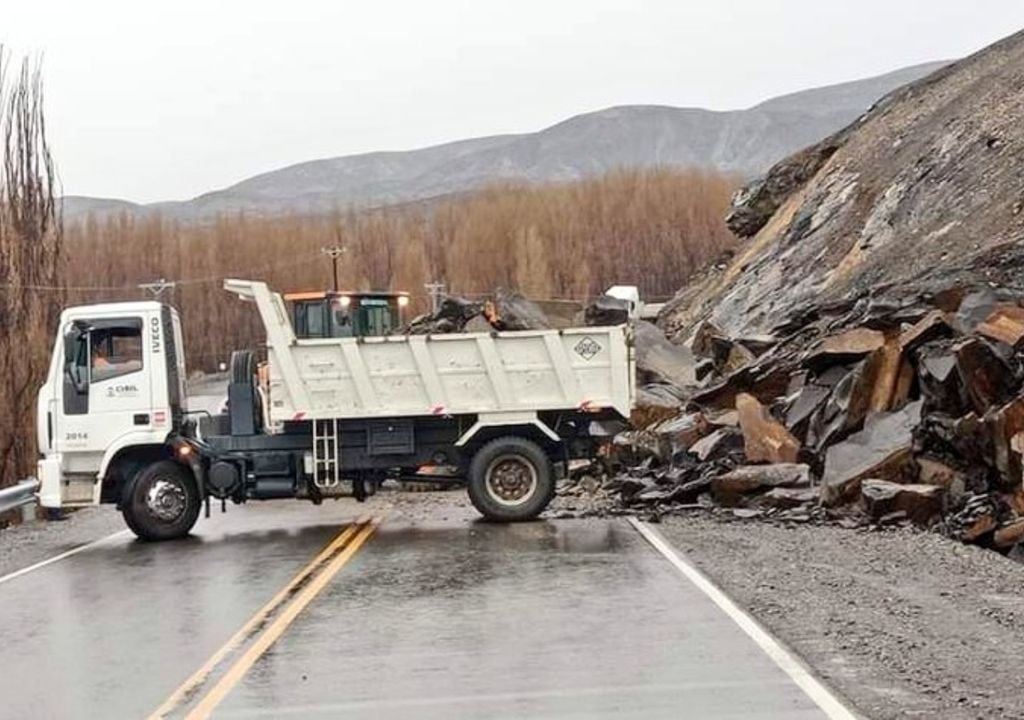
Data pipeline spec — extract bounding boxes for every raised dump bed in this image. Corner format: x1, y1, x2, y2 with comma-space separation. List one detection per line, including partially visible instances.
224, 279, 635, 425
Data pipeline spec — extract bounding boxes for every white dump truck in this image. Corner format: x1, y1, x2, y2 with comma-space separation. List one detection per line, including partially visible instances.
35, 280, 635, 540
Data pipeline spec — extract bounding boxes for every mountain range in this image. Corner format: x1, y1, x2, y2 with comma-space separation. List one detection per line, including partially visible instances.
63, 61, 948, 224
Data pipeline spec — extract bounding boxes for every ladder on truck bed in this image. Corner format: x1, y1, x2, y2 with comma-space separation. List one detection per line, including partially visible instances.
313, 419, 341, 488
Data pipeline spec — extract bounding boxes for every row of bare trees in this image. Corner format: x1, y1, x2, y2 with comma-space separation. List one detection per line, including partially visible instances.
66, 167, 738, 370
0, 48, 62, 488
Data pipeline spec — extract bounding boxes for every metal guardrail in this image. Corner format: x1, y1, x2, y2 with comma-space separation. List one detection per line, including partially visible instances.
0, 479, 39, 521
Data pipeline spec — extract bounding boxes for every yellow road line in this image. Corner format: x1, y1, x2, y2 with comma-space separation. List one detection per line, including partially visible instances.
148, 517, 369, 720
184, 517, 381, 720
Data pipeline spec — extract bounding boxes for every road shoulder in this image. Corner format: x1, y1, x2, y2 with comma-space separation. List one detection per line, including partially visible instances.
658, 515, 1024, 720
0, 506, 126, 579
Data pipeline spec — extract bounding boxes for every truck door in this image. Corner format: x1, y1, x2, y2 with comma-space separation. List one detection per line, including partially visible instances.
56, 316, 153, 458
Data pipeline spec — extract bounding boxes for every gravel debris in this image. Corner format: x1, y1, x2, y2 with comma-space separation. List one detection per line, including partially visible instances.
659, 514, 1024, 720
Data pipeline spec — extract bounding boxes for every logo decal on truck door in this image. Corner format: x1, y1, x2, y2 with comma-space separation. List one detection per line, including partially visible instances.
106, 384, 140, 398
573, 336, 602, 361
150, 317, 162, 353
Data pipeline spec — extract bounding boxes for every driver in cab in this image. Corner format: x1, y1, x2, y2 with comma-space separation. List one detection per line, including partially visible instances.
91, 335, 141, 382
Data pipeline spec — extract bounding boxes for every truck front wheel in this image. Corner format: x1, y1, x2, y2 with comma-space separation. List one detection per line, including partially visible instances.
467, 437, 555, 521
122, 461, 201, 541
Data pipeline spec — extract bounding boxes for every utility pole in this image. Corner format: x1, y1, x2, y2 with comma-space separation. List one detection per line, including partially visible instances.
138, 278, 175, 299
424, 281, 446, 314
321, 245, 347, 292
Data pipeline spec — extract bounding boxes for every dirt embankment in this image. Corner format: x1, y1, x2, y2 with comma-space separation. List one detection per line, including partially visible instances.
660, 29, 1024, 341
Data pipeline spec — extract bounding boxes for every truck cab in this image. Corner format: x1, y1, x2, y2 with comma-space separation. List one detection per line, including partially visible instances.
36, 302, 186, 509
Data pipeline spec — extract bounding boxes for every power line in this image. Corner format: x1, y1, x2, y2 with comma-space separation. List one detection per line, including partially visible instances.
0, 253, 323, 293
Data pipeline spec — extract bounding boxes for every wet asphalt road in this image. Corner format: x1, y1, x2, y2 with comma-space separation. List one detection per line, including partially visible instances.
0, 499, 832, 719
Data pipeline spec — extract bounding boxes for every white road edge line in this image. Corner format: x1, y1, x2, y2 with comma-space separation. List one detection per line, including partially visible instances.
627, 517, 860, 720
0, 529, 131, 586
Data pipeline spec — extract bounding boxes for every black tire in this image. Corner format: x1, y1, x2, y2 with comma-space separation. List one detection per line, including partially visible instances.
122, 461, 201, 541
230, 349, 256, 384
228, 349, 262, 433
467, 436, 555, 521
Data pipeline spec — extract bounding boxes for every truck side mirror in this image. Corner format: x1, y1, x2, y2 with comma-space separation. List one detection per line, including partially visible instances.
64, 323, 89, 394
63, 327, 79, 365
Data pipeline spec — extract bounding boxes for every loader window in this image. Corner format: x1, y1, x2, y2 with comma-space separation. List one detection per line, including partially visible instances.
361, 301, 395, 336
90, 320, 143, 382
299, 301, 326, 338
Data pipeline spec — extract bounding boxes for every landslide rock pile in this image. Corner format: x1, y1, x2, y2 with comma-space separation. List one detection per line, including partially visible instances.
562, 31, 1024, 550
405, 289, 552, 334
576, 292, 1024, 548
406, 296, 485, 334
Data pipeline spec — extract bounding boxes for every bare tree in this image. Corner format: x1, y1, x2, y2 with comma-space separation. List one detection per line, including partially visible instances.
0, 47, 62, 487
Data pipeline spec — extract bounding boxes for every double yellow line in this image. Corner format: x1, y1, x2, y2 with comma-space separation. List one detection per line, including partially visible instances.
149, 516, 381, 720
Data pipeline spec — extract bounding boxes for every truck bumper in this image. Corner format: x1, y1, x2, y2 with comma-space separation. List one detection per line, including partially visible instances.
37, 456, 63, 508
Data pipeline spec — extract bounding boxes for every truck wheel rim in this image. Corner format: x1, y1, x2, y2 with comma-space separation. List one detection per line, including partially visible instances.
484, 455, 538, 507
146, 479, 186, 522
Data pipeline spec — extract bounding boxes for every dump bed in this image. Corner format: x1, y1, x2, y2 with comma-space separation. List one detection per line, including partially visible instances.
226, 280, 635, 424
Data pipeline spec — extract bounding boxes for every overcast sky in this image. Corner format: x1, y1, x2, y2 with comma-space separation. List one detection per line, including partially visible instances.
5, 1, 1024, 203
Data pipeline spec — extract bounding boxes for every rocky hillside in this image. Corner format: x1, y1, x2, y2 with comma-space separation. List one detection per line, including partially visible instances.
63, 62, 945, 223
660, 32, 1024, 341
605, 30, 1024, 557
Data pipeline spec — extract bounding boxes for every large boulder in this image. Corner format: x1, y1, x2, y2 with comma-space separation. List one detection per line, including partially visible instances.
652, 412, 712, 459
736, 392, 800, 464
758, 486, 820, 510
485, 288, 551, 331
582, 295, 631, 327
634, 321, 698, 390
821, 400, 922, 505
712, 464, 811, 502
632, 383, 687, 428
406, 296, 484, 334
860, 479, 944, 525
688, 426, 743, 462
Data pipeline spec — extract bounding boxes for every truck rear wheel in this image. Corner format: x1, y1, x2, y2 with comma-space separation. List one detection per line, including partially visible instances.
467, 437, 555, 521
231, 349, 256, 384
122, 461, 201, 541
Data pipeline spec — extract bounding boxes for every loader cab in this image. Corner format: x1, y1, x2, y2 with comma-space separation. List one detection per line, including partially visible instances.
285, 290, 410, 339
36, 301, 186, 507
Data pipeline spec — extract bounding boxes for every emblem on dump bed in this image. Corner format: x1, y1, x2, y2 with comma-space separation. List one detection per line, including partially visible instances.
574, 336, 602, 360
